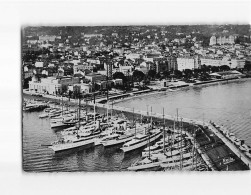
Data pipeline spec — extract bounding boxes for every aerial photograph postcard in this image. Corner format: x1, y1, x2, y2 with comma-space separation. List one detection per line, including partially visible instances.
22, 25, 251, 172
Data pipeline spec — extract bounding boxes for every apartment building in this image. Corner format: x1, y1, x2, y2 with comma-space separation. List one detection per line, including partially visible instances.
177, 57, 195, 71
29, 76, 79, 95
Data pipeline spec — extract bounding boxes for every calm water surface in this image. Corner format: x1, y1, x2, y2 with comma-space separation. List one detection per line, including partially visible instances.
119, 78, 251, 146
23, 79, 251, 171
23, 111, 141, 172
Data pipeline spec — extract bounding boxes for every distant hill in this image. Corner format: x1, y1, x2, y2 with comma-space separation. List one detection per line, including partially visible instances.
22, 24, 251, 40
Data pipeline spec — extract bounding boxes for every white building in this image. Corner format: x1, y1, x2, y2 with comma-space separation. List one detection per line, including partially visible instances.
69, 83, 93, 94
39, 35, 56, 42
221, 35, 235, 44
86, 59, 100, 65
82, 33, 103, 38
119, 64, 133, 76
177, 58, 195, 71
200, 58, 222, 67
29, 76, 79, 95
210, 35, 235, 45
126, 53, 141, 60
229, 59, 245, 69
35, 62, 44, 68
85, 73, 106, 83
112, 79, 123, 86
200, 58, 245, 69
27, 40, 38, 44
73, 63, 93, 74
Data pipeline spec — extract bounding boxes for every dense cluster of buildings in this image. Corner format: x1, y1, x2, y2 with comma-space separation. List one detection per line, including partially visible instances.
22, 26, 251, 95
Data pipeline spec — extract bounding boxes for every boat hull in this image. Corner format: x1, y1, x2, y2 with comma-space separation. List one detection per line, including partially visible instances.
102, 135, 134, 147
50, 122, 69, 129
128, 152, 192, 171
121, 132, 162, 153
49, 140, 94, 152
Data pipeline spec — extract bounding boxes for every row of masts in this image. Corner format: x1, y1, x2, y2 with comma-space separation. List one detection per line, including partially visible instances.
145, 107, 199, 170
57, 79, 199, 170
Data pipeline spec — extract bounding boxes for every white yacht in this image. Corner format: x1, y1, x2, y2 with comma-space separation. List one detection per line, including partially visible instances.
142, 141, 188, 158
49, 128, 102, 152
50, 121, 68, 129
128, 150, 192, 171
141, 134, 182, 157
50, 113, 76, 123
120, 129, 162, 153
101, 133, 135, 147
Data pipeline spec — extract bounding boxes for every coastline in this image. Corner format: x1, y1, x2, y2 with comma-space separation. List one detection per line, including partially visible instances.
112, 77, 251, 104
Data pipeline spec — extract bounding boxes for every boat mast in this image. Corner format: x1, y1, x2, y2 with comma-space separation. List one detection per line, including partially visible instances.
192, 123, 195, 169
195, 142, 198, 171
176, 108, 179, 128
150, 106, 152, 132
148, 106, 152, 158
133, 108, 136, 137
77, 97, 81, 137
163, 107, 165, 155
75, 100, 77, 121
134, 110, 137, 137
106, 61, 109, 123
176, 109, 182, 170
61, 95, 64, 116
93, 87, 96, 126
171, 116, 175, 157
180, 117, 183, 169
111, 100, 113, 119
85, 97, 88, 117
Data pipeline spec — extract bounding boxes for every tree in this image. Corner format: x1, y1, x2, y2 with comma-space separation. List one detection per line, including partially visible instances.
244, 62, 251, 71
174, 70, 182, 79
147, 69, 156, 80
155, 72, 161, 79
201, 65, 210, 72
220, 65, 230, 71
163, 70, 170, 78
73, 85, 81, 99
68, 90, 73, 100
61, 84, 68, 95
211, 66, 220, 73
200, 72, 210, 81
235, 37, 241, 44
23, 76, 32, 89
113, 72, 127, 84
183, 69, 193, 79
132, 70, 145, 83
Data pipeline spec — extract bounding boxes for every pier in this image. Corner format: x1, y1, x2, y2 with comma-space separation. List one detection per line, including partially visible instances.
206, 122, 251, 169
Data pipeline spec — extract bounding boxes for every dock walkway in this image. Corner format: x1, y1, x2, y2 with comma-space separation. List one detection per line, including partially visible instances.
205, 122, 251, 169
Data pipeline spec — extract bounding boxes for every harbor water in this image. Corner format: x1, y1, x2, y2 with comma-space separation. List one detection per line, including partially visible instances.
22, 78, 251, 172
119, 78, 251, 147
22, 111, 143, 172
